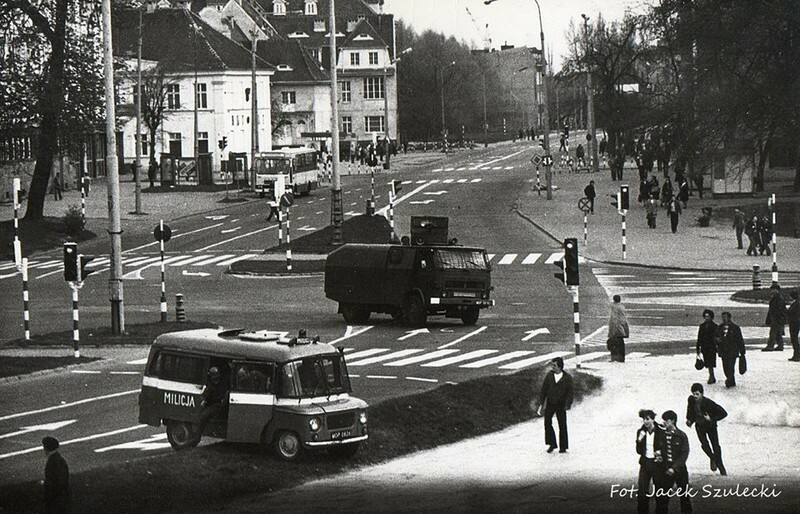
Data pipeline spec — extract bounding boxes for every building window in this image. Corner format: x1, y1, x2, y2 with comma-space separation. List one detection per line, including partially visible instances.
166, 84, 180, 109
273, 0, 286, 15
342, 116, 352, 134
363, 77, 385, 99
168, 132, 182, 157
310, 48, 320, 61
340, 81, 351, 103
368, 51, 379, 65
196, 82, 207, 109
350, 52, 360, 66
198, 132, 209, 154
137, 134, 149, 156
313, 19, 325, 32
281, 91, 296, 104
305, 0, 317, 15
245, 87, 251, 102
365, 116, 384, 133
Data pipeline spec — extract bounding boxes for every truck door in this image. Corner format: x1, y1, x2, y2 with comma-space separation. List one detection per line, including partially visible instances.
384, 246, 414, 306
226, 361, 276, 443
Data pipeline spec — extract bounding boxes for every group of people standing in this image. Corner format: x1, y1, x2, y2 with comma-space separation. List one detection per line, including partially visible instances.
695, 309, 747, 387
763, 284, 800, 359
732, 207, 775, 257
640, 172, 691, 233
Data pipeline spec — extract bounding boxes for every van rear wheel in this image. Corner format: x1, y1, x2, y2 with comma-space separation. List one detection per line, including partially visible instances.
166, 421, 200, 451
460, 307, 480, 326
341, 303, 370, 324
402, 294, 427, 327
274, 431, 303, 461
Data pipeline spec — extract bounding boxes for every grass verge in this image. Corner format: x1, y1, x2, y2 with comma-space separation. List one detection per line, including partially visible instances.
0, 218, 96, 261
0, 367, 602, 513
731, 286, 799, 303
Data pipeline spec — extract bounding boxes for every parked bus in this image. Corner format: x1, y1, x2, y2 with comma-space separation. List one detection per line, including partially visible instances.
138, 328, 368, 461
252, 147, 319, 200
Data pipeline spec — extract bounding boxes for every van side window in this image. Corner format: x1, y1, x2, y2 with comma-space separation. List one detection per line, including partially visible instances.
233, 363, 275, 393
160, 352, 207, 384
147, 351, 162, 376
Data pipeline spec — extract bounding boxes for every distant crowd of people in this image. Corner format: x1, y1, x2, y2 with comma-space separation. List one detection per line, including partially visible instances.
732, 207, 775, 256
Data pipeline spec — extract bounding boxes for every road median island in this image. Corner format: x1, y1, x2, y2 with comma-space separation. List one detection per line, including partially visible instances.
1, 367, 602, 513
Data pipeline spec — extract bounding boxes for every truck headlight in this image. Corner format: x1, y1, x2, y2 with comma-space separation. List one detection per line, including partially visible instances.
359, 411, 368, 425
309, 417, 321, 432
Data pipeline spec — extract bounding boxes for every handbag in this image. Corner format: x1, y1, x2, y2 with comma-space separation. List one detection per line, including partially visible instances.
695, 357, 705, 370
739, 355, 748, 375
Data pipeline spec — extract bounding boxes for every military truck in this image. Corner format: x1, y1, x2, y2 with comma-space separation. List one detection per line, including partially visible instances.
324, 216, 493, 326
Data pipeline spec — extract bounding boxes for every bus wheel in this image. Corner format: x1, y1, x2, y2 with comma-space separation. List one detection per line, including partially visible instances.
274, 431, 303, 461
402, 294, 427, 327
328, 442, 360, 459
341, 303, 370, 324
166, 421, 200, 451
460, 307, 480, 326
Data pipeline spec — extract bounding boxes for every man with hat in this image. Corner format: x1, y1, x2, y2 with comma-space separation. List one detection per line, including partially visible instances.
763, 284, 787, 352
41, 436, 70, 513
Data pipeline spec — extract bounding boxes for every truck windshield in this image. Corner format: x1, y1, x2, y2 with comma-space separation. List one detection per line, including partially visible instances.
278, 355, 352, 398
433, 249, 488, 270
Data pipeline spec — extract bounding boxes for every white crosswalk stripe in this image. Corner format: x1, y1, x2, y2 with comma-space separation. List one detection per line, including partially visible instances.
344, 348, 390, 360
521, 253, 541, 264
498, 351, 571, 370
384, 349, 458, 366
347, 349, 424, 366
459, 350, 535, 368
191, 254, 235, 266
497, 254, 517, 265
214, 254, 258, 266
421, 350, 498, 367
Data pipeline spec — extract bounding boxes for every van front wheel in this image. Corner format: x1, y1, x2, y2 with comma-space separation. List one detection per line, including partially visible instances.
274, 431, 303, 461
166, 421, 200, 451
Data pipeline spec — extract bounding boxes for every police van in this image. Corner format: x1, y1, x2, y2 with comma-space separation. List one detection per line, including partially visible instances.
138, 328, 368, 461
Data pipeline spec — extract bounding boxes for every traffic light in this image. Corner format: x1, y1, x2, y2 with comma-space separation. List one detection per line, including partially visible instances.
611, 192, 620, 209
63, 242, 78, 282
218, 136, 228, 150
392, 179, 403, 196
79, 255, 95, 281
564, 238, 579, 286
620, 185, 630, 211
553, 259, 566, 284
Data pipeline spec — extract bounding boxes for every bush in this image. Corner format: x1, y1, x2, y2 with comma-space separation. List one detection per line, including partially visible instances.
63, 204, 85, 236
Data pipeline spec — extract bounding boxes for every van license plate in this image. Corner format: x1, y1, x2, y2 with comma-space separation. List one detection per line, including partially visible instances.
330, 430, 351, 439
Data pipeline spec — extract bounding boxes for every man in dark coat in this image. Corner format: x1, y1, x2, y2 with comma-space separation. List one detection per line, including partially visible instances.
732, 208, 746, 250
583, 180, 596, 214
42, 436, 70, 513
744, 214, 761, 256
758, 215, 773, 255
696, 309, 718, 384
636, 409, 664, 514
788, 291, 800, 362
537, 357, 574, 454
715, 311, 746, 388
686, 383, 728, 476
654, 410, 692, 514
763, 284, 786, 351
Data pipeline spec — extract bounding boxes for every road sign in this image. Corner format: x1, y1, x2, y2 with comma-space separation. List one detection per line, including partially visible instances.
542, 155, 554, 167
153, 223, 172, 242
280, 192, 294, 208
578, 197, 592, 213
530, 154, 542, 166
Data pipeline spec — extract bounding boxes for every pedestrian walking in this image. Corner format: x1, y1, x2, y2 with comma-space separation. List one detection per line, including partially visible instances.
660, 177, 672, 207
714, 311, 746, 388
583, 180, 596, 214
559, 133, 567, 152
787, 291, 800, 361
42, 436, 70, 513
685, 383, 728, 476
667, 195, 682, 234
607, 295, 629, 362
758, 215, 773, 256
744, 214, 761, 256
732, 208, 746, 250
649, 175, 660, 202
677, 175, 690, 209
148, 157, 157, 188
696, 309, 718, 384
636, 409, 663, 514
638, 178, 650, 204
599, 136, 607, 156
51, 173, 63, 201
646, 196, 658, 229
537, 356, 574, 454
576, 143, 586, 168
653, 410, 692, 514
762, 284, 786, 352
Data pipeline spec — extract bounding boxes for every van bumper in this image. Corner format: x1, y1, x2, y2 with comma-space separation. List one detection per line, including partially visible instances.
305, 434, 369, 447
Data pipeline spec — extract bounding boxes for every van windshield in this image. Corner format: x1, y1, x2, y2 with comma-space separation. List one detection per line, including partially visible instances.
432, 249, 488, 270
278, 355, 352, 398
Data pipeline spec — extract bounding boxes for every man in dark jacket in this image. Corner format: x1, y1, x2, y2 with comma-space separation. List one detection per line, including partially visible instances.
715, 311, 746, 388
636, 409, 664, 514
758, 215, 773, 256
696, 309, 718, 384
763, 284, 786, 351
686, 383, 728, 476
537, 357, 574, 454
654, 410, 692, 514
583, 180, 596, 214
788, 291, 800, 362
42, 436, 70, 513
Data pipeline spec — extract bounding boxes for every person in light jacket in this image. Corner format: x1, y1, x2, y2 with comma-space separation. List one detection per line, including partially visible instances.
607, 295, 630, 362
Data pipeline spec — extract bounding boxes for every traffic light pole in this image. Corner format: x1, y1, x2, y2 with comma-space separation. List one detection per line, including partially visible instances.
71, 283, 80, 358
621, 211, 627, 260
571, 285, 580, 356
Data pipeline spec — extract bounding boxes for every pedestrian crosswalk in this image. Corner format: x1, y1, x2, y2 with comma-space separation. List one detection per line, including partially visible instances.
342, 347, 571, 371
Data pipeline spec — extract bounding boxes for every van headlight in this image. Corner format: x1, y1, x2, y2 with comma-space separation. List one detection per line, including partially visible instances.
359, 411, 368, 425
309, 417, 321, 432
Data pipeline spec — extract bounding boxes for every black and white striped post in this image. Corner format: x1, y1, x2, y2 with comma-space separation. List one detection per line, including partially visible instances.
71, 283, 80, 358
388, 190, 395, 230
536, 166, 541, 196
159, 219, 167, 323
622, 212, 627, 260
80, 175, 87, 220
370, 168, 375, 202
583, 211, 588, 246
21, 257, 30, 340
277, 207, 283, 249
13, 177, 22, 268
770, 193, 778, 287
285, 205, 292, 272
572, 285, 581, 356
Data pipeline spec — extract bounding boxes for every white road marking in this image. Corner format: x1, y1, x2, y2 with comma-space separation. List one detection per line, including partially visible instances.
521, 253, 541, 264
405, 377, 439, 383
0, 389, 139, 422
341, 348, 390, 361
421, 350, 498, 368
190, 254, 235, 266
125, 223, 225, 253
95, 433, 171, 453
498, 351, 571, 370
328, 325, 373, 345
347, 349, 425, 366
214, 254, 258, 266
194, 225, 276, 252
438, 326, 488, 349
0, 424, 149, 461
522, 328, 551, 341
384, 349, 459, 367
497, 254, 517, 265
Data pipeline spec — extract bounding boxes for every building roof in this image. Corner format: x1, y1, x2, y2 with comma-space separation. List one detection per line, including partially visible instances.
257, 40, 329, 83
113, 7, 275, 73
340, 18, 388, 49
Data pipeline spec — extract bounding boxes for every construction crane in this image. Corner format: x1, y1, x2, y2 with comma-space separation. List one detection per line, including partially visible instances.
465, 7, 491, 51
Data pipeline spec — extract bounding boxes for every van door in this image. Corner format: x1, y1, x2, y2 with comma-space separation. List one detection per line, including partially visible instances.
227, 361, 276, 443
384, 246, 414, 306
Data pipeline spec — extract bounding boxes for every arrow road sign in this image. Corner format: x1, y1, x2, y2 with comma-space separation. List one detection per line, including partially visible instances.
409, 200, 435, 205
521, 328, 551, 341
182, 271, 211, 277
0, 419, 77, 440
398, 328, 430, 341
423, 191, 448, 196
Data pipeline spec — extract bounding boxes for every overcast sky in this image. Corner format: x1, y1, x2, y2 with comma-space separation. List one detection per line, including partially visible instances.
382, 0, 648, 71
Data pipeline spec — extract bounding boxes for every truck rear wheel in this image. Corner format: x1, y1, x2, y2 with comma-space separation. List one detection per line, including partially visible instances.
341, 303, 370, 324
460, 307, 480, 326
402, 294, 427, 326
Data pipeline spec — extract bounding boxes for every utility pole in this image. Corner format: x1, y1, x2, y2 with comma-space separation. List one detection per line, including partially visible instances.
102, 0, 124, 333
482, 72, 488, 147
251, 30, 259, 187
329, 0, 343, 244
134, 5, 143, 214
582, 14, 599, 174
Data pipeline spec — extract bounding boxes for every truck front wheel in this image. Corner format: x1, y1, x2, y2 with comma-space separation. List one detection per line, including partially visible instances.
341, 303, 370, 324
460, 307, 480, 326
402, 294, 427, 326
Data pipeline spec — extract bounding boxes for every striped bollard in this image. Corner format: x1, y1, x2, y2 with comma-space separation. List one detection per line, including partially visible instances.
388, 191, 395, 229
621, 212, 627, 260
71, 285, 80, 358
771, 193, 778, 287
583, 212, 588, 247
753, 264, 761, 290
175, 293, 186, 322
22, 257, 30, 340
285, 206, 292, 272
277, 208, 283, 249
13, 178, 22, 267
536, 167, 541, 196
370, 169, 375, 202
159, 219, 167, 322
572, 286, 581, 356
80, 175, 87, 220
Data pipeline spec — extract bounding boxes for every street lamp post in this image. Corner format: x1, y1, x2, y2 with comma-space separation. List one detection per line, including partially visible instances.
440, 60, 456, 152
582, 14, 599, 174
485, 0, 553, 199
328, 0, 343, 244
383, 47, 411, 171
482, 72, 488, 147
